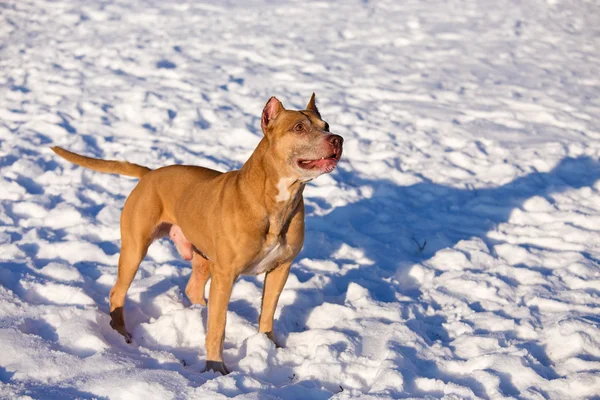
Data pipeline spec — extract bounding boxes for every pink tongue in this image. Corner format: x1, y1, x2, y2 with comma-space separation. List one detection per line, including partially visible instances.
311, 158, 337, 168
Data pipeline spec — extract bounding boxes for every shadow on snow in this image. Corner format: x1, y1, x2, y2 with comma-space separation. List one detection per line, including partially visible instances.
275, 155, 600, 396
3, 155, 599, 398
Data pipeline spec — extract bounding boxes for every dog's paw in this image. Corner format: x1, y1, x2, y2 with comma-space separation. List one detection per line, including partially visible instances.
204, 360, 230, 375
265, 331, 283, 348
110, 321, 132, 343
185, 286, 207, 306
109, 308, 133, 343
121, 330, 133, 343
186, 292, 207, 306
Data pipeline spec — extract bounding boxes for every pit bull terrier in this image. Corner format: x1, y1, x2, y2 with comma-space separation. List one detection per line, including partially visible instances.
51, 94, 343, 375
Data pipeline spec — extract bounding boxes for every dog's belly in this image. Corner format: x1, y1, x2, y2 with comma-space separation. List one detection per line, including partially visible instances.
243, 242, 287, 275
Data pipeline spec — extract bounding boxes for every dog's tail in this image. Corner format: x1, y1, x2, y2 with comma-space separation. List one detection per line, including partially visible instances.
51, 146, 152, 179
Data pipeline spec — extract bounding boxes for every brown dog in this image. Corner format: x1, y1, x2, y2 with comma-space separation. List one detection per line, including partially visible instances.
51, 94, 343, 374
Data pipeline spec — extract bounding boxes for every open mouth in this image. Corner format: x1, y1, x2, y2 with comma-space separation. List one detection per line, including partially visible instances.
297, 152, 340, 171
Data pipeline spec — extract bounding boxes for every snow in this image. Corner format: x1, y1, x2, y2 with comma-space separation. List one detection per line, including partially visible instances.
1, 0, 600, 398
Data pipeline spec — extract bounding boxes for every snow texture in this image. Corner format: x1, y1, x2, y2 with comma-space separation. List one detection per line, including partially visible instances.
1, 0, 600, 399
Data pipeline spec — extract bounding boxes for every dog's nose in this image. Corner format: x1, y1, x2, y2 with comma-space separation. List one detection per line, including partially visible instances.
328, 134, 343, 148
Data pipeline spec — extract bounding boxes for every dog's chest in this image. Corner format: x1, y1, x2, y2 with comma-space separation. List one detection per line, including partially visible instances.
243, 241, 288, 275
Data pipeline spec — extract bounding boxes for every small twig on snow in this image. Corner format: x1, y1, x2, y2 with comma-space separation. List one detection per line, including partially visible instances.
412, 237, 427, 253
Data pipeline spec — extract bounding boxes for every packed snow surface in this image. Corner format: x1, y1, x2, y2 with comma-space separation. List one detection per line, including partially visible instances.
2, 0, 600, 398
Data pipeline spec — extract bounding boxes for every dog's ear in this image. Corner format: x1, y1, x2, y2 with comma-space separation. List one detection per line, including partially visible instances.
306, 93, 321, 118
261, 97, 285, 134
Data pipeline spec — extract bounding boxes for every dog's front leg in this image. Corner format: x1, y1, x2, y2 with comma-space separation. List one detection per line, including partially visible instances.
204, 271, 235, 375
259, 261, 292, 347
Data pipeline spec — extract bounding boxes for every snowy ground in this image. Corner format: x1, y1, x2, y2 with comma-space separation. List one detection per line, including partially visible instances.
2, 0, 600, 398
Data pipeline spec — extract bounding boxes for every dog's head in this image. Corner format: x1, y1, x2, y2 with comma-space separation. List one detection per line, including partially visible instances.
261, 94, 343, 181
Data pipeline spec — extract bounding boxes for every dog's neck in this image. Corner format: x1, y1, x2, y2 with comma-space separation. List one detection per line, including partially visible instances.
238, 138, 305, 239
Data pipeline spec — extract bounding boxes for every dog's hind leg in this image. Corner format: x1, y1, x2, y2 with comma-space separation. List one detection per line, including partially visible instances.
109, 242, 148, 342
109, 187, 158, 343
204, 270, 236, 374
186, 254, 211, 306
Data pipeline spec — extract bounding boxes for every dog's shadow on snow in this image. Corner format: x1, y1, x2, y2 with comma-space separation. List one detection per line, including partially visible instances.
275, 155, 599, 391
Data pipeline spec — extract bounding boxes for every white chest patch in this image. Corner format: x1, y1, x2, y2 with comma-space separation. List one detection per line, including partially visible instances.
275, 177, 296, 202
244, 243, 286, 275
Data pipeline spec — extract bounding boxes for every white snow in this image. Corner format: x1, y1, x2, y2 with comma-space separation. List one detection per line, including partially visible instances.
1, 0, 600, 398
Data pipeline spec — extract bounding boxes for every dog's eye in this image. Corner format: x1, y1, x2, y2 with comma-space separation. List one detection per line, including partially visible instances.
323, 122, 330, 132
293, 123, 304, 132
